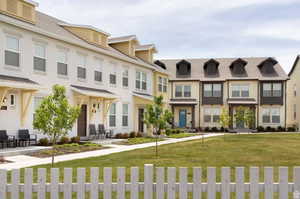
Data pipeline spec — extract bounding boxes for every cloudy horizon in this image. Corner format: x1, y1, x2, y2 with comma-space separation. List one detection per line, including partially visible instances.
34, 0, 300, 73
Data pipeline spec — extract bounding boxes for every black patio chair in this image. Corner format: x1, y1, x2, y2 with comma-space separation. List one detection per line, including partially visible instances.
89, 124, 98, 140
18, 129, 37, 147
98, 124, 113, 139
0, 130, 15, 148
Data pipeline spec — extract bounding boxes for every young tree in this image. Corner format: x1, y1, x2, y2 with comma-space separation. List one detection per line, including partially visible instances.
244, 108, 255, 130
219, 108, 231, 132
234, 106, 246, 129
33, 85, 81, 166
144, 95, 173, 157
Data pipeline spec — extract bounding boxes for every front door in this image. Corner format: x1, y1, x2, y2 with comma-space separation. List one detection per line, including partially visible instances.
179, 109, 187, 128
235, 109, 245, 129
138, 108, 144, 133
77, 104, 87, 137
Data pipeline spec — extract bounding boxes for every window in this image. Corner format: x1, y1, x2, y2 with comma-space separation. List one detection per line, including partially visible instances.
231, 85, 249, 98
57, 50, 68, 76
175, 85, 191, 97
203, 83, 222, 97
204, 108, 220, 123
294, 104, 297, 120
5, 35, 20, 67
122, 69, 129, 88
94, 59, 102, 82
9, 94, 15, 106
77, 54, 86, 79
262, 83, 282, 97
34, 43, 46, 72
110, 73, 116, 85
136, 71, 147, 91
294, 84, 297, 97
158, 77, 168, 92
109, 103, 116, 127
262, 108, 280, 124
122, 104, 128, 126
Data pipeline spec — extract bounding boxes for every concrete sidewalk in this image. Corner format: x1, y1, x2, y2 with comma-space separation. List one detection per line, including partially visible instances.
0, 133, 222, 170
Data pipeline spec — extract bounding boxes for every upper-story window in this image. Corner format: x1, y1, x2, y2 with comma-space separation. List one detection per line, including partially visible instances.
77, 54, 86, 79
136, 71, 147, 91
175, 85, 191, 98
5, 35, 20, 67
122, 69, 129, 88
176, 60, 191, 78
262, 83, 282, 97
204, 59, 219, 76
57, 49, 68, 76
34, 43, 46, 72
109, 103, 116, 127
230, 58, 247, 76
110, 63, 117, 86
203, 83, 221, 97
232, 85, 249, 98
94, 59, 102, 83
294, 84, 297, 97
158, 77, 167, 93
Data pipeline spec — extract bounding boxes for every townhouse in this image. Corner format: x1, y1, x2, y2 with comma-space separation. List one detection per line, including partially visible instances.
159, 57, 289, 131
0, 0, 168, 137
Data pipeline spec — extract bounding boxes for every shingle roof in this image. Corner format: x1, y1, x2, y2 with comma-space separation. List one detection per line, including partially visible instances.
108, 35, 137, 44
0, 74, 38, 84
159, 57, 288, 81
71, 85, 113, 94
136, 44, 156, 51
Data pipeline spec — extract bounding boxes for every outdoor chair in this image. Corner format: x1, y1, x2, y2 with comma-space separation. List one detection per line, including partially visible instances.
18, 129, 37, 147
88, 124, 98, 140
98, 124, 113, 139
0, 130, 16, 148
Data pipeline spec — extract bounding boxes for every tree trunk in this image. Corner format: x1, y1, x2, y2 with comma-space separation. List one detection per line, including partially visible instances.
51, 135, 56, 167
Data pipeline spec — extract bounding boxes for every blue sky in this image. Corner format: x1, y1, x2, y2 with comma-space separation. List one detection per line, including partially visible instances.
35, 0, 300, 72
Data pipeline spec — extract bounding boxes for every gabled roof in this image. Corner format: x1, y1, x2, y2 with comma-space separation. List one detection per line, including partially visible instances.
204, 59, 219, 69
160, 57, 288, 81
0, 74, 38, 85
135, 44, 157, 53
59, 23, 110, 36
24, 0, 39, 6
108, 35, 138, 44
288, 55, 300, 76
257, 57, 278, 68
230, 58, 247, 68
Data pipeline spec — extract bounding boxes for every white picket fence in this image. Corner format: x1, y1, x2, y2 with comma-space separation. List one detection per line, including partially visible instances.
1, 164, 300, 199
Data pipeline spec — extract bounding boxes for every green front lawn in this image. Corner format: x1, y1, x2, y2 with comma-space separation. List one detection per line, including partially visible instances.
167, 132, 198, 139
27, 133, 300, 182
116, 137, 165, 145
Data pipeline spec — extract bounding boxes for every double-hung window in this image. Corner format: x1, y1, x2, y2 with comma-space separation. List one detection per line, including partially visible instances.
158, 77, 168, 92
175, 85, 191, 97
34, 43, 46, 72
294, 104, 297, 120
122, 69, 129, 88
231, 85, 249, 97
109, 103, 116, 127
77, 54, 86, 79
204, 108, 220, 123
110, 63, 117, 86
262, 108, 280, 124
136, 71, 147, 91
203, 83, 221, 97
57, 50, 68, 76
263, 83, 282, 97
94, 59, 102, 82
5, 35, 20, 67
122, 104, 129, 127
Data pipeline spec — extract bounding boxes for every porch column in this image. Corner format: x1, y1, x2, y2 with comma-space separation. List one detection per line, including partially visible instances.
171, 105, 175, 128
0, 87, 9, 108
191, 105, 195, 129
229, 105, 233, 129
20, 90, 34, 127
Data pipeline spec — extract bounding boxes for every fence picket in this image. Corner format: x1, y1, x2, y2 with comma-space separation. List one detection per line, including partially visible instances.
221, 167, 230, 199
279, 167, 288, 199
250, 167, 259, 199
130, 167, 139, 199
0, 169, 6, 199
156, 167, 165, 199
179, 167, 188, 199
117, 167, 126, 199
236, 167, 244, 199
144, 164, 153, 199
90, 167, 99, 199
167, 167, 176, 199
264, 167, 273, 199
24, 168, 33, 199
64, 168, 72, 199
11, 169, 20, 199
104, 167, 112, 199
37, 168, 46, 199
294, 167, 300, 195
77, 168, 86, 199
193, 167, 201, 199
50, 168, 59, 199
207, 167, 216, 199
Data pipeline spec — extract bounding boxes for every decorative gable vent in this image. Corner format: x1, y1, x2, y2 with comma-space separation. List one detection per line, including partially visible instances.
204, 59, 219, 76
0, 0, 38, 24
230, 58, 248, 76
176, 60, 191, 78
258, 57, 278, 75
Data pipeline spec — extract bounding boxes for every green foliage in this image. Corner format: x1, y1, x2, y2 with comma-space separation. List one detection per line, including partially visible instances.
234, 106, 245, 128
219, 108, 231, 131
129, 131, 137, 138
244, 108, 256, 129
38, 138, 49, 146
59, 136, 70, 144
33, 85, 81, 166
70, 136, 80, 143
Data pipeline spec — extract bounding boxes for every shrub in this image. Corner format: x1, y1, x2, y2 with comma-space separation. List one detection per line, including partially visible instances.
59, 136, 70, 144
211, 127, 218, 132
257, 126, 264, 132
204, 127, 210, 132
38, 138, 49, 146
115, 133, 122, 139
121, 133, 129, 139
136, 132, 143, 137
129, 131, 137, 138
277, 126, 285, 132
165, 129, 172, 136
265, 126, 272, 132
70, 136, 80, 144
287, 127, 296, 132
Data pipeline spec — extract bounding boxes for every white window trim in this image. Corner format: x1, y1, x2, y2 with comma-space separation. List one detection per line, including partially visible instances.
94, 58, 103, 84
4, 34, 21, 70
262, 108, 281, 124
204, 108, 221, 124
175, 85, 191, 98
231, 84, 250, 98
122, 103, 129, 127
33, 42, 47, 74
109, 103, 117, 128
122, 69, 129, 88
135, 71, 147, 92
158, 77, 168, 93
9, 94, 16, 107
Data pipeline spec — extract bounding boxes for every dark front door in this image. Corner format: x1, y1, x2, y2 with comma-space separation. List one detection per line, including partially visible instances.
138, 108, 144, 132
236, 109, 245, 129
77, 104, 87, 136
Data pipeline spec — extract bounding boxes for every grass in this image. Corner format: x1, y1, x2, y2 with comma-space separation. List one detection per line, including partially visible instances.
116, 137, 164, 145
167, 132, 198, 139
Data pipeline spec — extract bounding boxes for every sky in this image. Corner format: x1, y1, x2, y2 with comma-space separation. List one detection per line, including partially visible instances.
34, 0, 300, 73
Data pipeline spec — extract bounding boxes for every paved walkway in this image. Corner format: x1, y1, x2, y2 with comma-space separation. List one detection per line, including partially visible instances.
0, 133, 222, 170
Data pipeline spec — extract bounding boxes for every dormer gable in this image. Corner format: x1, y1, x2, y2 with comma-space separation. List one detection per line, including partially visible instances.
135, 44, 157, 63
154, 60, 166, 70
258, 57, 278, 75
176, 60, 191, 78
230, 58, 248, 76
59, 24, 110, 48
0, 0, 38, 24
204, 59, 219, 76
108, 35, 139, 57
